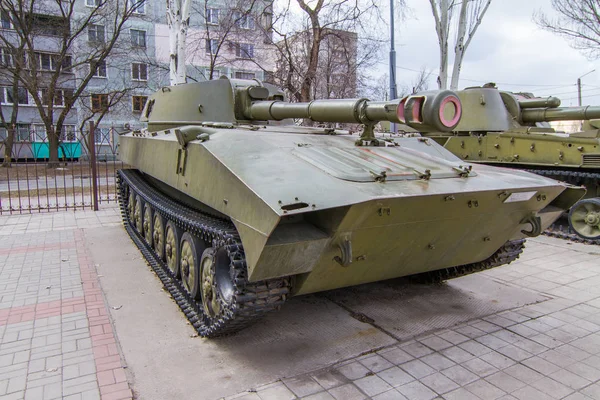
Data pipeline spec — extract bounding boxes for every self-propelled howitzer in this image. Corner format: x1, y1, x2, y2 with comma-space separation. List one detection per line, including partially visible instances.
118, 77, 583, 337
413, 85, 600, 241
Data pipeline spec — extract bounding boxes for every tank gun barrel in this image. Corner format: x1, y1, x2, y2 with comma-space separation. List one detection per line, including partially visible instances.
518, 96, 561, 109
246, 90, 463, 132
521, 105, 600, 123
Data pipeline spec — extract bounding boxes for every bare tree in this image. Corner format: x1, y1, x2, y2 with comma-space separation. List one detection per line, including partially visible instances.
0, 41, 26, 167
535, 0, 600, 59
400, 68, 431, 96
428, 0, 492, 89
166, 0, 192, 85
0, 0, 142, 166
271, 0, 398, 103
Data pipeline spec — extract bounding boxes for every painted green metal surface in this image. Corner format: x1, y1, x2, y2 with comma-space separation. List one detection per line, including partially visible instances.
119, 78, 583, 295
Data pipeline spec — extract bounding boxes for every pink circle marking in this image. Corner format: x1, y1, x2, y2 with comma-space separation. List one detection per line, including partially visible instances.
438, 95, 461, 127
396, 98, 406, 122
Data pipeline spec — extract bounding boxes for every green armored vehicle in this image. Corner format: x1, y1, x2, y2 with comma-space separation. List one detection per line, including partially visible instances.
406, 85, 600, 241
118, 77, 583, 337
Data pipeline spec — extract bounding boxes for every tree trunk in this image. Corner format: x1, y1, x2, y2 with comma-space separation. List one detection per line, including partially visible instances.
450, 0, 469, 90
48, 126, 60, 167
300, 27, 322, 102
2, 127, 15, 168
167, 0, 190, 85
177, 0, 191, 84
430, 0, 449, 89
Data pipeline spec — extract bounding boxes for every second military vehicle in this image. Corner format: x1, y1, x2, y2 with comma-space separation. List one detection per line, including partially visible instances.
117, 77, 583, 337
405, 85, 600, 241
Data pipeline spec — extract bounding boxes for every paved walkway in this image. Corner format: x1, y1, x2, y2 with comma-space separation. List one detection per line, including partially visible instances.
228, 240, 600, 400
2, 207, 600, 400
0, 207, 130, 400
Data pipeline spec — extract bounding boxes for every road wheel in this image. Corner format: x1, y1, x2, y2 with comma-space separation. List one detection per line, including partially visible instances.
180, 232, 205, 299
153, 212, 166, 260
200, 247, 235, 318
127, 189, 136, 219
142, 203, 153, 244
134, 195, 144, 233
165, 220, 182, 277
569, 198, 600, 240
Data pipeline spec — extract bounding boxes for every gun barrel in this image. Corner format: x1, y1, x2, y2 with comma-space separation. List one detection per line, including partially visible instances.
519, 96, 561, 109
247, 99, 402, 124
246, 90, 463, 132
521, 106, 600, 123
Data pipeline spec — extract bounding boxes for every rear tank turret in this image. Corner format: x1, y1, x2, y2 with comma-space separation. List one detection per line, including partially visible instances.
414, 85, 600, 241
117, 77, 583, 337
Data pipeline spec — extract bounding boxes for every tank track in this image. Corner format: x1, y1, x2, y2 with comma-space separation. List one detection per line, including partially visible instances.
116, 169, 290, 338
524, 169, 600, 245
411, 239, 526, 284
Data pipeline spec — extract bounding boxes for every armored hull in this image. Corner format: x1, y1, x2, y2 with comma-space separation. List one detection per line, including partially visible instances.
118, 78, 583, 337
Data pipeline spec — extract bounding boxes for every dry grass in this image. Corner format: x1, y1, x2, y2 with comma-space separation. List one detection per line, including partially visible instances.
0, 162, 127, 181
0, 185, 117, 199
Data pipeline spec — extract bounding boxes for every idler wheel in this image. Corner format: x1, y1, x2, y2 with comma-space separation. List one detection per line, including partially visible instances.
569, 198, 600, 240
180, 232, 205, 299
200, 247, 235, 319
152, 213, 166, 260
165, 220, 182, 277
142, 203, 153, 245
133, 195, 144, 233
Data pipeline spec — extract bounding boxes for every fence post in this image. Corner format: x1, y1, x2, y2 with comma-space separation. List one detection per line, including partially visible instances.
89, 121, 99, 211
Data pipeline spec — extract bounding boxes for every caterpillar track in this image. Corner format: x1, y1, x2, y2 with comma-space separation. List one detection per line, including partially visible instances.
525, 169, 600, 245
117, 169, 291, 338
411, 239, 526, 284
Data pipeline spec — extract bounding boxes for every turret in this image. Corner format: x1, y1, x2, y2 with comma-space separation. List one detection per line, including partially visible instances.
141, 77, 463, 140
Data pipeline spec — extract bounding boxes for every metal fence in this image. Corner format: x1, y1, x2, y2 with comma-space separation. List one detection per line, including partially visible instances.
0, 125, 126, 214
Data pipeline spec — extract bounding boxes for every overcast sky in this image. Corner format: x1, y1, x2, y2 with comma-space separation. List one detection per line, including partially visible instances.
387, 0, 600, 107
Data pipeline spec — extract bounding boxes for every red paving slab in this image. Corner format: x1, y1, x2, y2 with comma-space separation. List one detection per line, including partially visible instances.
0, 227, 133, 400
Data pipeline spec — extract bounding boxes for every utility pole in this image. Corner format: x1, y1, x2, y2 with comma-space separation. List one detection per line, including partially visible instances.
577, 69, 595, 130
389, 0, 397, 133
577, 69, 595, 107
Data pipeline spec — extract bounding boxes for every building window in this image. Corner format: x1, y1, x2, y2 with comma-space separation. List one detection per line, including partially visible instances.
91, 94, 109, 112
205, 39, 218, 54
131, 63, 147, 81
206, 8, 219, 24
235, 43, 254, 59
91, 60, 107, 77
234, 71, 255, 80
130, 29, 146, 48
0, 47, 13, 67
203, 68, 220, 80
60, 125, 77, 142
9, 87, 28, 105
130, 0, 145, 14
85, 0, 102, 7
88, 24, 105, 42
1, 10, 13, 29
36, 52, 72, 72
233, 12, 254, 30
17, 124, 31, 142
32, 124, 47, 141
95, 127, 110, 144
41, 88, 72, 107
132, 95, 147, 112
